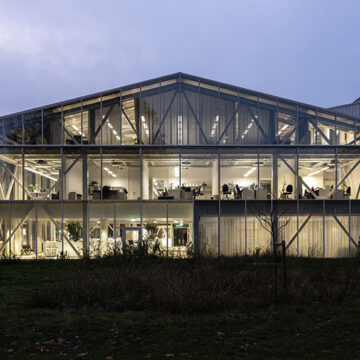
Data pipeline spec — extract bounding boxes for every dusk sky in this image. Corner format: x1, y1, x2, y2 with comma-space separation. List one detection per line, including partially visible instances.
1, 0, 359, 116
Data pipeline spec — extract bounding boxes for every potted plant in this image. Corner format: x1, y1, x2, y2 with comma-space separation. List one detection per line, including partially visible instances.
67, 221, 83, 242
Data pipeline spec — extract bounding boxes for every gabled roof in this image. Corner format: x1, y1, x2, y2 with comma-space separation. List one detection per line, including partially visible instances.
1, 72, 359, 122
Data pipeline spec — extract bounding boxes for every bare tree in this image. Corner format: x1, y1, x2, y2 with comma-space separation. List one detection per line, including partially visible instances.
251, 201, 291, 295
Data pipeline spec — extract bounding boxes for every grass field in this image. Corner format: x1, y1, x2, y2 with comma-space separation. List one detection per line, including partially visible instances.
0, 255, 359, 359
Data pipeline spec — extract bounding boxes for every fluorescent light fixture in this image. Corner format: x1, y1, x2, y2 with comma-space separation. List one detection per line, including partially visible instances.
116, 135, 120, 140
244, 167, 256, 177
215, 115, 219, 123
145, 129, 149, 135
141, 116, 146, 123
107, 123, 113, 129
308, 166, 329, 177
130, 218, 136, 222
112, 130, 117, 135
24, 167, 57, 181
72, 124, 79, 131
104, 167, 109, 171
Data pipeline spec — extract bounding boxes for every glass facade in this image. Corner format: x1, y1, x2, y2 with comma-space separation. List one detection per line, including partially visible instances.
0, 72, 359, 258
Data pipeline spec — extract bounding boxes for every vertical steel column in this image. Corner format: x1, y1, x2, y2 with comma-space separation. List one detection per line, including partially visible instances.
8, 199, 11, 259
179, 152, 182, 199
41, 108, 44, 145
244, 199, 247, 255
80, 100, 83, 145
349, 199, 351, 258
335, 147, 338, 200
100, 96, 103, 146
166, 200, 169, 257
335, 115, 337, 145
276, 99, 279, 145
61, 196, 64, 256
218, 150, 221, 257
295, 104, 299, 144
100, 147, 103, 200
21, 147, 25, 200
113, 201, 116, 254
61, 105, 64, 145
21, 114, 24, 145
139, 86, 142, 144
139, 147, 143, 245
296, 197, 299, 257
35, 201, 38, 259
119, 90, 122, 145
257, 147, 260, 199
322, 199, 325, 258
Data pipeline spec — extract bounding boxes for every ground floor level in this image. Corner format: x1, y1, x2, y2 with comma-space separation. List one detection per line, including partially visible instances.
0, 200, 359, 259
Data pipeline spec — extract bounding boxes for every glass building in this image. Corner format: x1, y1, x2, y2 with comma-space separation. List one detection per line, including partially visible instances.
0, 72, 360, 259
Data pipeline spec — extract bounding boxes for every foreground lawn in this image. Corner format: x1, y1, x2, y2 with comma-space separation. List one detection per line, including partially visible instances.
0, 256, 359, 359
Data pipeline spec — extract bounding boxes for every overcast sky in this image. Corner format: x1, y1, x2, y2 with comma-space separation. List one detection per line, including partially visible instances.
0, 0, 359, 116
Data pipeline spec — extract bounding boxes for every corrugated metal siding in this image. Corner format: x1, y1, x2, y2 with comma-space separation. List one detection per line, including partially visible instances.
329, 103, 360, 119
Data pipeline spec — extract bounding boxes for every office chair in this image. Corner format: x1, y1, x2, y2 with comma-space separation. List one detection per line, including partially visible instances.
346, 186, 351, 197
235, 184, 242, 199
283, 184, 293, 199
222, 184, 231, 199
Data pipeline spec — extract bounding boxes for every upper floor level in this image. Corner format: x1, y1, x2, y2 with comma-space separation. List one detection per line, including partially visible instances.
1, 73, 360, 146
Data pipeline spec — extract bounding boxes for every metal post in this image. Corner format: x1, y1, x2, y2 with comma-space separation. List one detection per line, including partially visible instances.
349, 199, 351, 258
244, 199, 247, 255
35, 201, 38, 259
323, 199, 325, 258
8, 200, 11, 259
166, 200, 169, 257
218, 151, 221, 256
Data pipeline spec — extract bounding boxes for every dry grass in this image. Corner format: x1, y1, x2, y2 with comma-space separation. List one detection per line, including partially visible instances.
30, 255, 360, 313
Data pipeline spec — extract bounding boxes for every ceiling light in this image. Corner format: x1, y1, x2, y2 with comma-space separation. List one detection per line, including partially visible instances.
72, 124, 79, 131
141, 116, 146, 123
116, 135, 120, 140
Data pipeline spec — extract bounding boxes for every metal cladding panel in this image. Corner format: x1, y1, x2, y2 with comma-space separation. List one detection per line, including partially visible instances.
329, 103, 360, 119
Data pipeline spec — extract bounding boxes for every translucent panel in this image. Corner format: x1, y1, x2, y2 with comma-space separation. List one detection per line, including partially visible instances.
63, 101, 83, 145
143, 152, 180, 200
325, 201, 349, 258
350, 201, 360, 257
121, 93, 139, 145
237, 104, 258, 144
142, 86, 179, 145
115, 201, 141, 252
298, 201, 323, 257
24, 148, 61, 201
0, 150, 22, 200
336, 116, 354, 145
246, 201, 271, 255
63, 150, 83, 201
220, 148, 258, 200
88, 150, 101, 200
214, 93, 238, 145
181, 150, 218, 200
43, 107, 62, 144
3, 114, 22, 145
63, 202, 83, 259
317, 111, 335, 145
220, 201, 245, 255
10, 203, 34, 257
336, 148, 358, 199
199, 216, 218, 256
37, 201, 62, 258
101, 96, 121, 145
142, 201, 168, 255
89, 201, 116, 257
168, 202, 193, 257
275, 148, 297, 200
24, 110, 42, 145
278, 101, 296, 144
298, 148, 335, 200
298, 106, 315, 144
0, 202, 10, 257
259, 151, 272, 200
